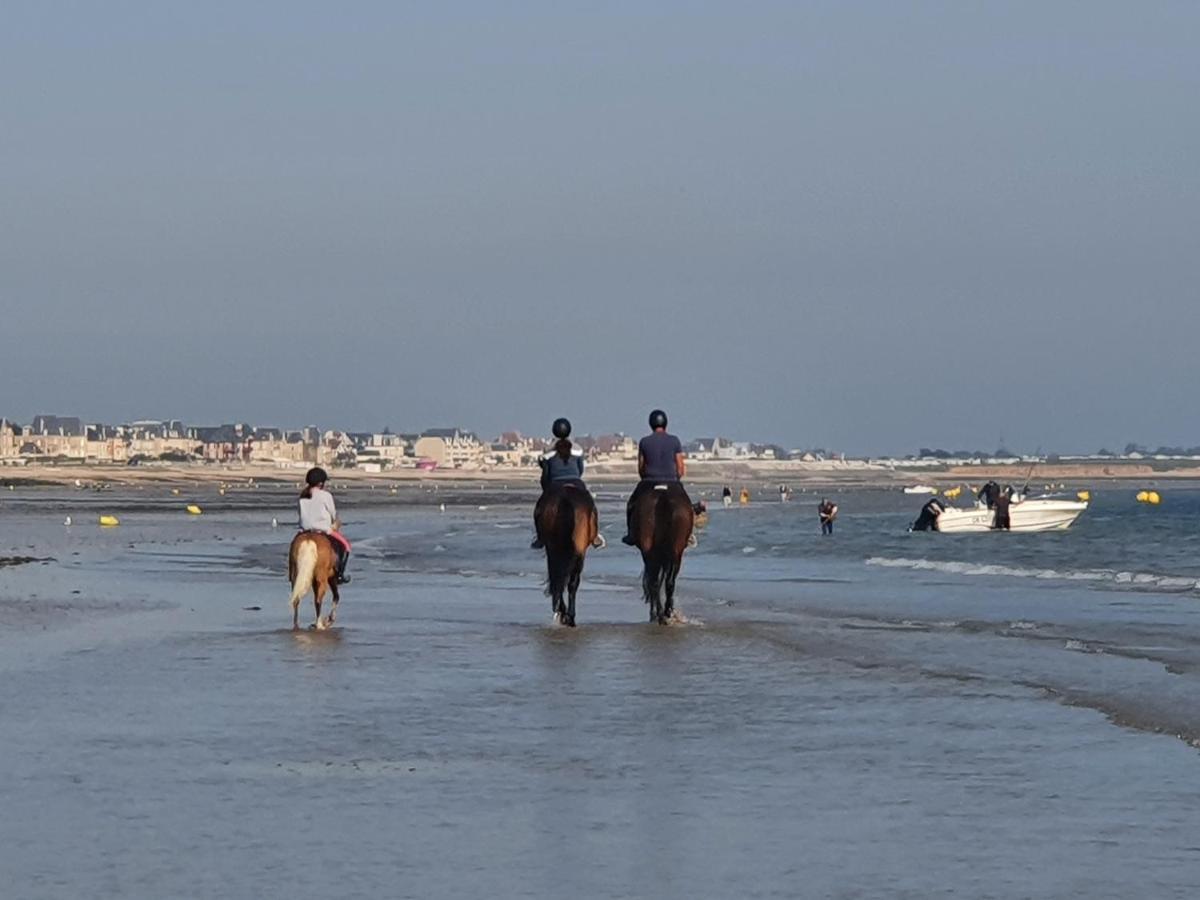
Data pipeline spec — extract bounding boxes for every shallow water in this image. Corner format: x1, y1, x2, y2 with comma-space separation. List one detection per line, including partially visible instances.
3, 484, 1200, 897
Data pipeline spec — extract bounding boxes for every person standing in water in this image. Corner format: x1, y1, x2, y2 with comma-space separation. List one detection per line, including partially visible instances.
818, 498, 838, 535
722, 485, 733, 508
298, 466, 351, 583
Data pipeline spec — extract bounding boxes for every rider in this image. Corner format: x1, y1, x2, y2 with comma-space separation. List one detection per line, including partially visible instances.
621, 409, 687, 546
530, 418, 605, 549
298, 466, 351, 584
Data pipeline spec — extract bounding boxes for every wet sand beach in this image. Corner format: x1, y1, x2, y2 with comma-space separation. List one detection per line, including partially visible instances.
3, 489, 1200, 898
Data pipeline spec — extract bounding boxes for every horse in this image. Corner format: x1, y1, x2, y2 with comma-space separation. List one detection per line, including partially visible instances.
533, 485, 598, 627
631, 483, 695, 624
288, 531, 341, 630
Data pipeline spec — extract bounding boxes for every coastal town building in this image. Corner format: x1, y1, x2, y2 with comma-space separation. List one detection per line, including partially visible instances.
414, 428, 485, 469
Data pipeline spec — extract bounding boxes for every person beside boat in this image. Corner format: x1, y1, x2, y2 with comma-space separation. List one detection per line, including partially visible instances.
818, 498, 838, 535
992, 485, 1013, 530
910, 497, 946, 531
977, 480, 1003, 509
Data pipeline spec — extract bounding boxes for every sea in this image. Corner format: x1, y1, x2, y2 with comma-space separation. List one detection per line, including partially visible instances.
2, 479, 1200, 898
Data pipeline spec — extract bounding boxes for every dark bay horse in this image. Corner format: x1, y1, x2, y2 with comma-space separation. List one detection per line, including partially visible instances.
288, 531, 341, 630
534, 485, 598, 627
632, 483, 695, 624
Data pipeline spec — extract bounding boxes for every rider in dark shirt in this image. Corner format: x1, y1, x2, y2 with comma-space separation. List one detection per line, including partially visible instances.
621, 409, 686, 545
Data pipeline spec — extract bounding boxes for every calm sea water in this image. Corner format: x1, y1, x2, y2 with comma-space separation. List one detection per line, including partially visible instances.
2, 481, 1200, 898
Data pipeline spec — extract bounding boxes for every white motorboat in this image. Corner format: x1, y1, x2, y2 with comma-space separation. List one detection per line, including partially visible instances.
903, 485, 937, 495
932, 497, 1087, 533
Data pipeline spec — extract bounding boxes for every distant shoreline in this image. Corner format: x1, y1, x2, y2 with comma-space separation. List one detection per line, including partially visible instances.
2, 458, 1194, 489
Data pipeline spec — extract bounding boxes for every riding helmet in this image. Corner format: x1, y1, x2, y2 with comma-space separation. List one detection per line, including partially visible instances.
551, 417, 572, 439
648, 409, 668, 430
305, 466, 328, 487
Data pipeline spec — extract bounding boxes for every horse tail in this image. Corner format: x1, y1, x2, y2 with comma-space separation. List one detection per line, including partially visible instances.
542, 492, 578, 599
289, 538, 318, 606
642, 555, 667, 604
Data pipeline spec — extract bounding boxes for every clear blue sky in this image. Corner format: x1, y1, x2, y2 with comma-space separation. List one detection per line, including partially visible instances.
2, 1, 1197, 454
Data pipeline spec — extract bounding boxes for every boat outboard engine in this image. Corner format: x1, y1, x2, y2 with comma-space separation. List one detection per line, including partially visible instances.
910, 497, 946, 532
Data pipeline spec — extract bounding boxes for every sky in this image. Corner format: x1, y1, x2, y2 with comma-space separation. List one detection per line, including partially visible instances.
2, 1, 1198, 455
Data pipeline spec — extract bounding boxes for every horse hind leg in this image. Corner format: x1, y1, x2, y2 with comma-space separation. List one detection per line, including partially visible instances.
663, 558, 680, 621
313, 582, 326, 630
565, 555, 583, 627
326, 581, 340, 627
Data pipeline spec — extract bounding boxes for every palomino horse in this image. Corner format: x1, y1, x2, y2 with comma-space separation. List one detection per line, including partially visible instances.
533, 485, 599, 627
288, 531, 340, 630
632, 483, 695, 624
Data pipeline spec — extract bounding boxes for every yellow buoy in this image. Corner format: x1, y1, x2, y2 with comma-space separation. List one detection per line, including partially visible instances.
1148, 491, 1161, 505
1076, 490, 1091, 502
1136, 491, 1149, 503
186, 505, 202, 515
99, 515, 120, 527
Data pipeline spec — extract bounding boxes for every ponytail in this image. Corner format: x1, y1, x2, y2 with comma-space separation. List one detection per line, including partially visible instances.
300, 485, 313, 500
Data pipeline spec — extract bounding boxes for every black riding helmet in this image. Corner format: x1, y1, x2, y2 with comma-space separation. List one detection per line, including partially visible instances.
552, 417, 572, 439
305, 466, 328, 487
648, 409, 668, 430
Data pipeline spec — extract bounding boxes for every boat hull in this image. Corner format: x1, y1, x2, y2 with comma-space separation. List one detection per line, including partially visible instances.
934, 499, 1087, 534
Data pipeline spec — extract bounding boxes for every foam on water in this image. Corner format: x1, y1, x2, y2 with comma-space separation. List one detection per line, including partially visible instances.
866, 555, 1200, 592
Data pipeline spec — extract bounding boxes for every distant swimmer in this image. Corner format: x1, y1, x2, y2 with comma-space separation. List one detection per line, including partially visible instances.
531, 417, 603, 550
818, 498, 838, 535
298, 467, 351, 585
722, 485, 733, 508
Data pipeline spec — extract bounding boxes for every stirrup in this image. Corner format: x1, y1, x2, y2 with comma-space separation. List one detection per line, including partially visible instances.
620, 534, 636, 546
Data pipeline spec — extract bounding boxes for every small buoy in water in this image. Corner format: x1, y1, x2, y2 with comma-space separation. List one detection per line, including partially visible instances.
439, 502, 446, 512
99, 515, 120, 527
64, 516, 72, 526
1136, 490, 1150, 503
271, 517, 278, 528
186, 505, 202, 515
1148, 491, 1161, 505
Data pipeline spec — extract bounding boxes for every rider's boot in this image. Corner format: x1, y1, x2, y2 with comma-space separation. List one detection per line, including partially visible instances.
336, 552, 351, 584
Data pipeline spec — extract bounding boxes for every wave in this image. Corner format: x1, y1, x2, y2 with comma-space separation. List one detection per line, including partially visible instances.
865, 556, 1200, 592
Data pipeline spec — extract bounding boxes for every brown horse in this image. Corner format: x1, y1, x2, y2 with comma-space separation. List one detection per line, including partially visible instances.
632, 483, 694, 624
288, 531, 340, 630
533, 485, 598, 627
